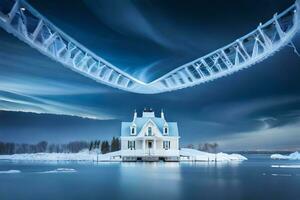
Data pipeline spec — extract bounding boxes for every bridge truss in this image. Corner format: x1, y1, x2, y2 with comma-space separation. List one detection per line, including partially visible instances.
0, 0, 299, 94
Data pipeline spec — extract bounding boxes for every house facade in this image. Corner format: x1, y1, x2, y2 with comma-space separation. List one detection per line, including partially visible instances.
121, 109, 180, 161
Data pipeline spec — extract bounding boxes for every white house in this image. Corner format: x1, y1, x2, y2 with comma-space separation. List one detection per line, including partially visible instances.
121, 109, 180, 161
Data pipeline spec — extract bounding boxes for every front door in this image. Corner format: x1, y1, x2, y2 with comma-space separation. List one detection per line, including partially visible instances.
148, 141, 153, 149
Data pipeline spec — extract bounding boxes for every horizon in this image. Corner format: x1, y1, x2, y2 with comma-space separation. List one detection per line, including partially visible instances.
1, 109, 300, 152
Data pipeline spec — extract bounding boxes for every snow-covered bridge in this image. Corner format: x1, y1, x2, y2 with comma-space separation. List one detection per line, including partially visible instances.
0, 0, 299, 94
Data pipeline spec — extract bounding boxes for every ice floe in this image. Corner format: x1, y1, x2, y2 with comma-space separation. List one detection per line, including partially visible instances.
271, 174, 292, 177
271, 165, 300, 168
270, 152, 300, 160
38, 168, 77, 174
180, 148, 247, 162
0, 170, 21, 174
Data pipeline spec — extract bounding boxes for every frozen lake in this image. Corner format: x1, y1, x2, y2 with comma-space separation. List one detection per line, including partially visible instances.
0, 154, 300, 200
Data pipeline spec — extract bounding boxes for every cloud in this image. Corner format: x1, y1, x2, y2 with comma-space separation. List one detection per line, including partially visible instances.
0, 34, 119, 119
194, 97, 300, 150
0, 90, 115, 120
0, 75, 113, 96
83, 0, 176, 50
256, 117, 278, 130
194, 95, 300, 126
214, 120, 300, 151
0, 0, 299, 149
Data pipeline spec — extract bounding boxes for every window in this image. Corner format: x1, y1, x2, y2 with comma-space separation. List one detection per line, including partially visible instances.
128, 141, 135, 150
131, 126, 136, 135
164, 127, 168, 135
147, 127, 152, 136
163, 141, 170, 150
130, 124, 136, 135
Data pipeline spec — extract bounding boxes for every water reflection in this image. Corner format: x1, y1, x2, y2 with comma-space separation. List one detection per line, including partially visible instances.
1, 156, 300, 200
120, 162, 182, 200
181, 161, 243, 168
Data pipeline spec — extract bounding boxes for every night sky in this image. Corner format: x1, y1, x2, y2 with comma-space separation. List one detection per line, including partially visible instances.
0, 0, 300, 151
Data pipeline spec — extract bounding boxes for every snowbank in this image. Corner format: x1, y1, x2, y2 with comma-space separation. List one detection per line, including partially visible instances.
180, 148, 247, 162
0, 152, 94, 161
270, 152, 300, 160
0, 150, 122, 162
0, 148, 247, 162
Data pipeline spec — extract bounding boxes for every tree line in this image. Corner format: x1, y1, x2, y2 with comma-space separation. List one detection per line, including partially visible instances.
0, 137, 120, 155
88, 137, 120, 154
186, 143, 219, 153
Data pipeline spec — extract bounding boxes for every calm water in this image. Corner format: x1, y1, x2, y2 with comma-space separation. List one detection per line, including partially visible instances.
0, 154, 300, 200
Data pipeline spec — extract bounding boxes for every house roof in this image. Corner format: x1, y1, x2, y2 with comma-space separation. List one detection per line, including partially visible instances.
121, 117, 179, 137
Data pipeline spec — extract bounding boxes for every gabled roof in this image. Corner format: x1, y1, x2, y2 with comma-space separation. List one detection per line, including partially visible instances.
136, 119, 163, 137
121, 117, 179, 137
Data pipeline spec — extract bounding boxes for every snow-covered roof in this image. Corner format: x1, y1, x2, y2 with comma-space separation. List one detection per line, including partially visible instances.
121, 117, 179, 137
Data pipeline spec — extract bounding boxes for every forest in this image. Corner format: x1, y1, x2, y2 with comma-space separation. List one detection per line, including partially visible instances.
0, 137, 121, 155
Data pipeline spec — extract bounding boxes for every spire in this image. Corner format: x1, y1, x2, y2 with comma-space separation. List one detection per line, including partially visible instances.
161, 109, 165, 120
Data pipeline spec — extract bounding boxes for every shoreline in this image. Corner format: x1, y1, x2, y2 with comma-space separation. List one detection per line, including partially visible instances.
0, 148, 248, 162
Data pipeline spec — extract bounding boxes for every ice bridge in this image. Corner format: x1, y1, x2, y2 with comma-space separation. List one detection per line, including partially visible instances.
0, 0, 300, 94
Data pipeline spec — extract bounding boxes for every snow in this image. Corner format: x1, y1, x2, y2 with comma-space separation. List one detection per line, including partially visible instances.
0, 148, 247, 162
271, 165, 300, 168
0, 150, 122, 162
180, 148, 247, 162
270, 152, 300, 160
38, 168, 77, 174
0, 152, 95, 161
0, 170, 21, 174
271, 174, 292, 177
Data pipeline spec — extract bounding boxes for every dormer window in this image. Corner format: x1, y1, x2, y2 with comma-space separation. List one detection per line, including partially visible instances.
164, 127, 168, 135
147, 127, 152, 136
130, 125, 136, 135
163, 123, 168, 135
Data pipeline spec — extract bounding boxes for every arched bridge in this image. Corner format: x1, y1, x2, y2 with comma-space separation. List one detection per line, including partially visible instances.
0, 0, 299, 94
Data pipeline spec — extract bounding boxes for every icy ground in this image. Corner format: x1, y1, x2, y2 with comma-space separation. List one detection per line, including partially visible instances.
0, 149, 121, 162
0, 148, 247, 162
270, 152, 300, 160
180, 148, 247, 162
